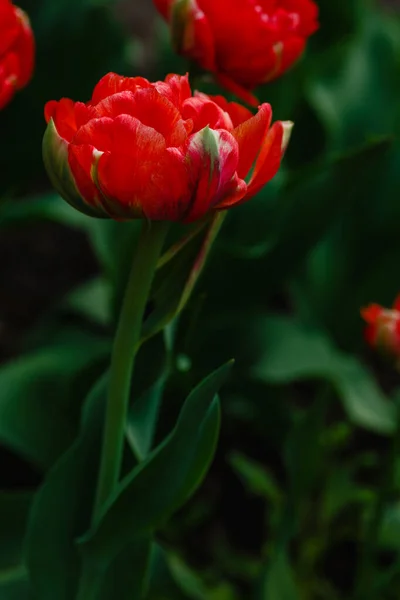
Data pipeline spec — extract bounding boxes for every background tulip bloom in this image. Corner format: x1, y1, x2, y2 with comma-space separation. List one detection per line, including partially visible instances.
43, 72, 292, 222
153, 0, 319, 105
361, 296, 400, 365
0, 0, 35, 109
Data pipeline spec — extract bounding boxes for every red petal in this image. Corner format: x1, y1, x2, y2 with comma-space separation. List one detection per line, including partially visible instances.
360, 304, 383, 324
44, 98, 78, 142
13, 8, 35, 88
232, 103, 272, 180
91, 72, 151, 104
201, 93, 253, 127
128, 87, 190, 146
91, 91, 137, 119
139, 148, 192, 221
183, 128, 242, 222
154, 73, 192, 110
152, 0, 172, 19
96, 118, 191, 221
182, 96, 233, 132
95, 116, 165, 207
68, 143, 103, 209
72, 116, 114, 150
393, 294, 400, 312
0, 3, 20, 57
364, 324, 378, 347
173, 0, 216, 72
245, 120, 291, 199
0, 76, 15, 110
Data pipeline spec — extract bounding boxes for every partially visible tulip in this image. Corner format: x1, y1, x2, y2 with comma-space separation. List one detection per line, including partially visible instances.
43, 72, 292, 222
361, 295, 400, 365
153, 0, 319, 105
0, 0, 35, 109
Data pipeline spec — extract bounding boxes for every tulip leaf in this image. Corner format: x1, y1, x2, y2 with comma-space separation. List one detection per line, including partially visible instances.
229, 452, 282, 505
126, 333, 169, 461
65, 277, 112, 326
25, 374, 108, 600
261, 552, 299, 600
0, 337, 109, 470
141, 213, 225, 343
0, 193, 89, 230
250, 315, 395, 434
0, 491, 33, 593
98, 538, 152, 600
78, 361, 232, 573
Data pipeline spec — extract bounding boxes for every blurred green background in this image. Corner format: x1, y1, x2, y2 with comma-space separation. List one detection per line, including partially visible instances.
2, 0, 400, 598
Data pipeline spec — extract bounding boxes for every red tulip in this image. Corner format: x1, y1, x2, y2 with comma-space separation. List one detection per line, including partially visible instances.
361, 295, 400, 363
0, 0, 35, 109
153, 0, 319, 105
43, 72, 292, 222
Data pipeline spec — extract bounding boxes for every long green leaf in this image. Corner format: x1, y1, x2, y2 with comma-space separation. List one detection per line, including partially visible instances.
25, 375, 108, 600
79, 361, 232, 570
0, 338, 109, 470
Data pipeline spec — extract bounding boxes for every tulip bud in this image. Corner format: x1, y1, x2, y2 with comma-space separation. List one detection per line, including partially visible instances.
0, 0, 35, 109
43, 72, 292, 223
361, 295, 400, 366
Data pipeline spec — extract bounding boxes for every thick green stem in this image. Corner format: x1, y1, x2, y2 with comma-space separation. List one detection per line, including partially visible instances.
93, 220, 169, 520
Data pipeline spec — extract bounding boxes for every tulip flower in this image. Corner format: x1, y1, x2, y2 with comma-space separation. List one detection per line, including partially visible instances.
361, 295, 400, 365
43, 72, 292, 222
0, 0, 35, 109
153, 0, 319, 105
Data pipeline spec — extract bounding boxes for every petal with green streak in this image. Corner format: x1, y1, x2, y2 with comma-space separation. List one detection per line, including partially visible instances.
42, 119, 105, 219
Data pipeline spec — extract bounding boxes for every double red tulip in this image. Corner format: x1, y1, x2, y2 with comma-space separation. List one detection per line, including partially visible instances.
43, 72, 292, 222
0, 0, 34, 109
361, 296, 400, 365
153, 0, 319, 105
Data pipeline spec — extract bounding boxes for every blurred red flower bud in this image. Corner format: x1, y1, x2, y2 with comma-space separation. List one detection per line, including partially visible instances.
43, 72, 292, 222
153, 0, 319, 105
361, 295, 400, 364
0, 0, 35, 109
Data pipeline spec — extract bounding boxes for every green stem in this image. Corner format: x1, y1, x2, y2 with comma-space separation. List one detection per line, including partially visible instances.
93, 220, 169, 520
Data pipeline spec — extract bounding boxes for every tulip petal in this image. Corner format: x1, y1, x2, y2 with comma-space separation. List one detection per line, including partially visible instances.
68, 144, 107, 213
182, 96, 233, 132
43, 118, 102, 217
393, 295, 400, 312
361, 304, 383, 325
199, 93, 253, 127
171, 0, 216, 72
183, 127, 244, 222
94, 115, 190, 220
157, 73, 192, 109
13, 8, 35, 88
152, 0, 171, 20
129, 88, 190, 146
44, 98, 78, 142
231, 103, 272, 180
245, 120, 293, 199
91, 72, 151, 104
0, 75, 16, 110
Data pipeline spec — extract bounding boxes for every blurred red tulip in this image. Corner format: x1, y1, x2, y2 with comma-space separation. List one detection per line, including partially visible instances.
43, 72, 292, 222
361, 295, 400, 364
0, 0, 35, 109
153, 0, 319, 105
